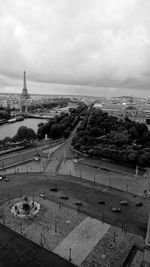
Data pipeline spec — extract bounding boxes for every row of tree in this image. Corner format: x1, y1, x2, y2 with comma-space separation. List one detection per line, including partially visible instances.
72, 108, 150, 167
37, 104, 88, 140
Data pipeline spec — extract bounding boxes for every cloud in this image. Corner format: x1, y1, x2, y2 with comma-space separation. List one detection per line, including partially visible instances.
0, 0, 150, 96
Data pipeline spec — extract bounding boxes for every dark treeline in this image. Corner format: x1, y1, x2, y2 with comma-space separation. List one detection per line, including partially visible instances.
0, 108, 11, 120
28, 99, 68, 112
72, 108, 150, 167
37, 104, 88, 140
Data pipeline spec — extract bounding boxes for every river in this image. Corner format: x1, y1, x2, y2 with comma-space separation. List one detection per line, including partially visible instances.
0, 118, 48, 139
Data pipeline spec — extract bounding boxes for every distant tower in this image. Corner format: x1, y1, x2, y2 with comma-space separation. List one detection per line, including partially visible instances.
21, 71, 30, 99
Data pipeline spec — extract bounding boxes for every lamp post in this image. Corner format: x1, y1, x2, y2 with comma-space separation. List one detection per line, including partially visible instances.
55, 220, 57, 233
40, 233, 43, 246
7, 193, 10, 205
69, 248, 72, 262
2, 160, 4, 169
20, 221, 23, 234
2, 210, 5, 225
109, 178, 111, 188
113, 231, 116, 243
80, 170, 82, 180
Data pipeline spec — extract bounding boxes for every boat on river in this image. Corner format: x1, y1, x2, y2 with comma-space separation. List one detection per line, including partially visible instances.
8, 118, 17, 123
0, 119, 8, 125
16, 116, 24, 121
8, 116, 24, 123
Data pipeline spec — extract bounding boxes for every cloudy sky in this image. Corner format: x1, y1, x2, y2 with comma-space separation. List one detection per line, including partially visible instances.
0, 0, 150, 97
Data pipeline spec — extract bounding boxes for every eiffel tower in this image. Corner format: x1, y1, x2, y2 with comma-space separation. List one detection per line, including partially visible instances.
21, 71, 30, 99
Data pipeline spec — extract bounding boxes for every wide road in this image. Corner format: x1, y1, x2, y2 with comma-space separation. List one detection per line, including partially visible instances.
0, 173, 148, 238
0, 122, 79, 171
0, 141, 62, 170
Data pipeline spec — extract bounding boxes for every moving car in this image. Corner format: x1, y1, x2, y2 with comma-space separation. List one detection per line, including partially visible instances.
0, 175, 6, 181
60, 196, 69, 200
34, 155, 40, 161
39, 194, 45, 199
50, 188, 58, 192
73, 158, 78, 163
3, 178, 9, 182
112, 207, 121, 212
135, 201, 143, 207
74, 201, 82, 206
98, 200, 105, 205
120, 200, 128, 206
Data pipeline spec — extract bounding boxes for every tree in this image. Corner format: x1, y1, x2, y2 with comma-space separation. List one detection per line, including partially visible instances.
0, 110, 10, 120
49, 124, 63, 139
112, 131, 129, 147
146, 119, 150, 125
13, 126, 36, 141
89, 127, 103, 137
3, 137, 11, 147
38, 122, 44, 128
63, 130, 70, 139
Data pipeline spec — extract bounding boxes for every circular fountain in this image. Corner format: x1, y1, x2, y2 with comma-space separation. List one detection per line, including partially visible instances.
11, 196, 40, 219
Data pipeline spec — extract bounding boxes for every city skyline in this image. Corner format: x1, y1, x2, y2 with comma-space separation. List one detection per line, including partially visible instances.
0, 0, 150, 97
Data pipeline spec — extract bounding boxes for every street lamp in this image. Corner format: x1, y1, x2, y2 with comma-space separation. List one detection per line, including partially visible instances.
80, 170, 82, 180
55, 220, 57, 233
109, 178, 112, 188
1, 161, 4, 169
20, 221, 23, 234
69, 248, 72, 262
2, 209, 5, 224
19, 190, 22, 198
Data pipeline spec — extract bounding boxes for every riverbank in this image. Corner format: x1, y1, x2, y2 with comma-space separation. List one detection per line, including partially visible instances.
0, 118, 48, 139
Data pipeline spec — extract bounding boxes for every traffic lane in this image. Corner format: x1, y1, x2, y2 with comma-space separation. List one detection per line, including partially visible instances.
91, 193, 148, 237
0, 141, 61, 161
0, 173, 148, 237
0, 151, 37, 168
0, 143, 59, 168
47, 177, 149, 237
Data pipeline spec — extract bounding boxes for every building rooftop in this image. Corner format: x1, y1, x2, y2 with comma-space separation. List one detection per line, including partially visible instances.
0, 223, 76, 267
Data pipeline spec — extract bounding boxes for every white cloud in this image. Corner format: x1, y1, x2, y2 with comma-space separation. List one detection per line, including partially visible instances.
0, 0, 150, 96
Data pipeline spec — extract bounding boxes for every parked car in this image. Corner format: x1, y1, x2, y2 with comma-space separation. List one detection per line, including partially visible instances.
98, 200, 105, 205
73, 158, 78, 163
120, 201, 128, 206
74, 201, 82, 206
39, 194, 45, 199
60, 196, 69, 200
112, 207, 121, 212
50, 188, 58, 192
135, 201, 143, 207
3, 178, 9, 182
0, 175, 6, 181
34, 155, 40, 161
